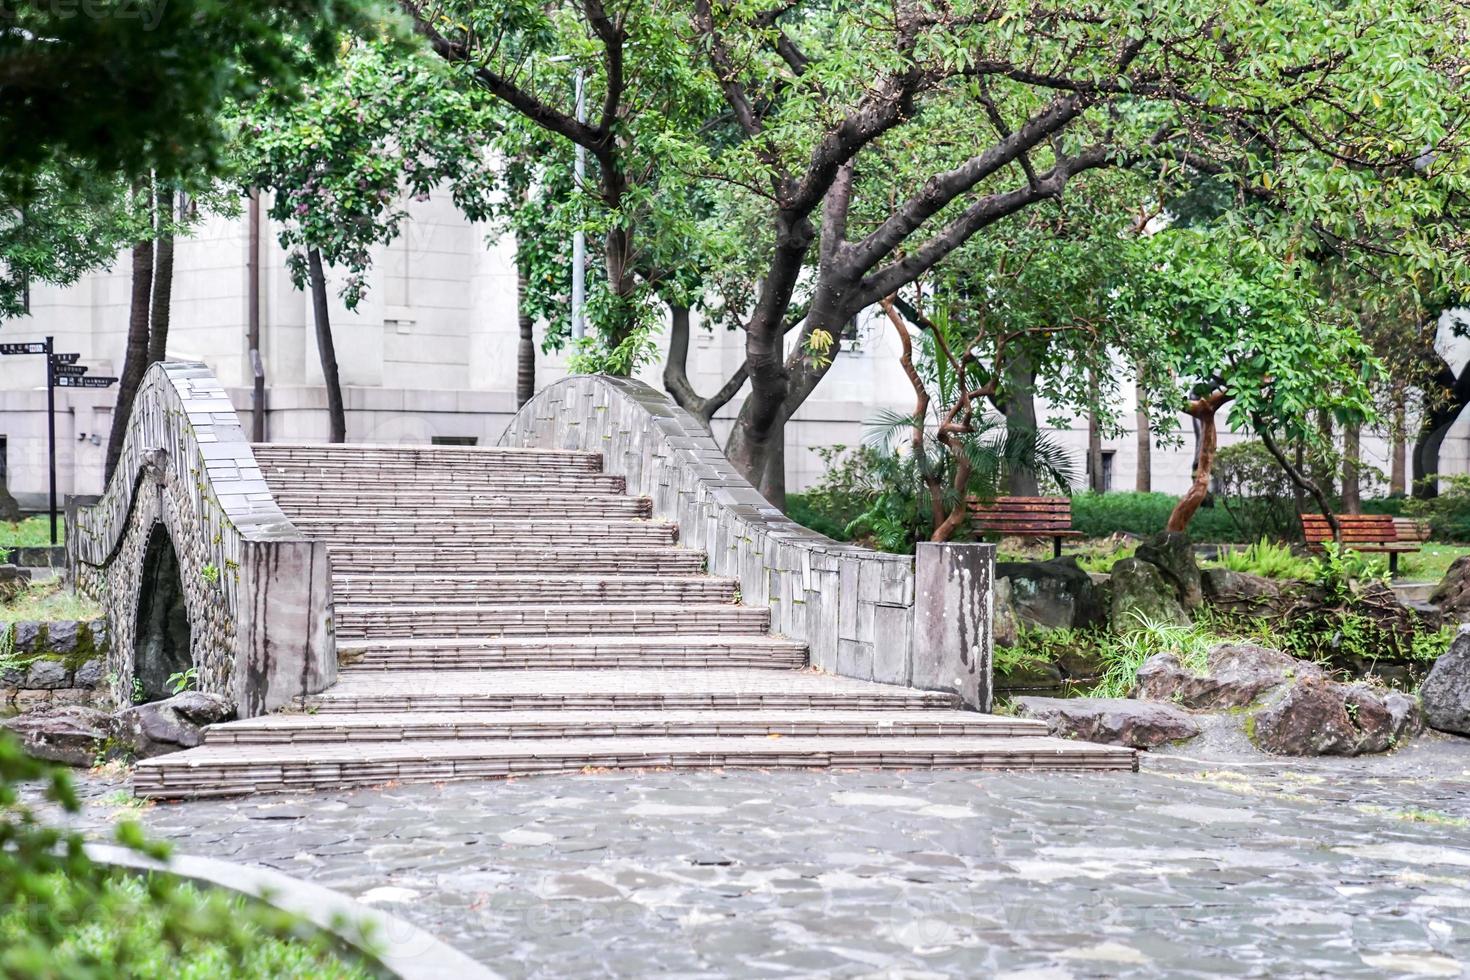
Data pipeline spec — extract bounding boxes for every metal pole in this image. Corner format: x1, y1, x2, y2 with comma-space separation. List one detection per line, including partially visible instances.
44, 335, 56, 546
247, 189, 266, 442
570, 69, 587, 341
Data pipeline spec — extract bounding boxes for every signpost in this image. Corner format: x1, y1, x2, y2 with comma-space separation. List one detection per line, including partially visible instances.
0, 338, 116, 545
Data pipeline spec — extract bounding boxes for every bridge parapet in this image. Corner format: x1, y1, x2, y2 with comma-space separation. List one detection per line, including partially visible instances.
70, 362, 334, 717
499, 375, 995, 709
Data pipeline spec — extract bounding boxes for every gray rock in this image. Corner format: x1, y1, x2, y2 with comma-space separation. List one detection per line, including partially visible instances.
10, 620, 42, 653
87, 618, 109, 650
113, 691, 234, 759
0, 564, 29, 600
0, 661, 24, 687
2, 706, 114, 767
23, 658, 70, 690
1135, 531, 1203, 608
1110, 557, 1188, 628
1134, 643, 1322, 709
1251, 678, 1422, 756
1420, 629, 1470, 735
993, 557, 1106, 631
1011, 696, 1199, 749
1432, 556, 1470, 623
42, 620, 78, 654
72, 657, 105, 691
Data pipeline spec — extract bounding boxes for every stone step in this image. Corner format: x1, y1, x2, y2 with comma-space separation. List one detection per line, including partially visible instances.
252, 443, 603, 472
293, 518, 678, 548
333, 604, 770, 640
264, 472, 628, 494
202, 708, 1047, 744
274, 492, 653, 519
322, 546, 707, 576
337, 634, 805, 670
331, 574, 736, 604
301, 668, 964, 713
132, 734, 1137, 798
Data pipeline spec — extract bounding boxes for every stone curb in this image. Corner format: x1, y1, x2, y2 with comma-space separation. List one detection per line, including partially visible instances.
85, 843, 499, 980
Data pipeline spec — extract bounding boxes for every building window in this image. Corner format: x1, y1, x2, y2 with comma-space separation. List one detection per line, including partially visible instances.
431, 436, 478, 446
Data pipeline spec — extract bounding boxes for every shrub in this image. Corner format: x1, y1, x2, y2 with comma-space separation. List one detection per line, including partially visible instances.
1089, 613, 1222, 698
1209, 538, 1317, 581
1070, 492, 1241, 541
1405, 475, 1470, 542
1213, 440, 1301, 541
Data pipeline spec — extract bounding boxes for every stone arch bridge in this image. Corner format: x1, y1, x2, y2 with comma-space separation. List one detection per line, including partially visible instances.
71, 362, 1133, 797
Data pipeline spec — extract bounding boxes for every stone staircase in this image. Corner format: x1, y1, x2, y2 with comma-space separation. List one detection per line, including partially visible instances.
133, 444, 1134, 798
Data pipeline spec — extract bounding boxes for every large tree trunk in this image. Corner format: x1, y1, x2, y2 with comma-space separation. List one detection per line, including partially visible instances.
146, 190, 174, 365
1086, 405, 1104, 494
1135, 376, 1151, 492
1166, 403, 1218, 533
1000, 356, 1040, 495
105, 205, 155, 482
1342, 422, 1361, 514
307, 249, 346, 443
515, 257, 535, 408
1390, 395, 1407, 495
1311, 409, 1336, 499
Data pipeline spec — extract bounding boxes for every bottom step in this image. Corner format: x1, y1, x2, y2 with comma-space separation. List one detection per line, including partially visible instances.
133, 735, 1137, 798
201, 709, 1048, 744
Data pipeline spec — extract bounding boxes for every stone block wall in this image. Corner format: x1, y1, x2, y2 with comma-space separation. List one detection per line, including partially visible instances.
2, 618, 109, 713
500, 376, 994, 708
69, 363, 336, 717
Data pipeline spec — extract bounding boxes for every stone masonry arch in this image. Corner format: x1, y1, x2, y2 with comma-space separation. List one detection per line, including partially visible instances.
69, 362, 336, 716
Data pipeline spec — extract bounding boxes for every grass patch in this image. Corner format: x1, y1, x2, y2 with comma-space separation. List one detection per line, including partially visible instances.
1090, 613, 1223, 699
0, 515, 65, 549
0, 581, 102, 624
1395, 542, 1470, 582
0, 873, 374, 978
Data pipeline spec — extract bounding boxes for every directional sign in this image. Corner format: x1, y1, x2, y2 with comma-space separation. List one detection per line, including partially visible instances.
51, 352, 80, 365
53, 364, 88, 377
0, 342, 46, 355
55, 375, 117, 389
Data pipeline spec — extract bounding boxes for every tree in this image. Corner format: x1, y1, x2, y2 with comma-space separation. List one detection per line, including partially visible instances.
1, 0, 380, 187
1123, 229, 1378, 534
228, 41, 498, 442
681, 0, 1470, 499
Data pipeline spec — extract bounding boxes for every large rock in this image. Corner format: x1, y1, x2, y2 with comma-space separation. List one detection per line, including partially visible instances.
2, 706, 114, 767
1432, 556, 1470, 622
1011, 696, 1200, 749
1110, 557, 1188, 628
112, 692, 234, 759
994, 557, 1106, 631
1250, 678, 1422, 756
1135, 531, 1203, 609
1200, 568, 1319, 617
1134, 643, 1322, 709
1420, 629, 1470, 735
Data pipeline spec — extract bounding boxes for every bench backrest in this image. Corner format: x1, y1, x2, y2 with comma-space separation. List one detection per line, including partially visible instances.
969, 496, 1073, 534
1301, 513, 1397, 544
1392, 516, 1431, 542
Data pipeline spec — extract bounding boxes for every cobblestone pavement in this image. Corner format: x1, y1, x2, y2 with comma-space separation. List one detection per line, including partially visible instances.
44, 733, 1470, 978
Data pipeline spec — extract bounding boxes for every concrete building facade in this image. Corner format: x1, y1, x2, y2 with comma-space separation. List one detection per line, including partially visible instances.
0, 191, 1460, 509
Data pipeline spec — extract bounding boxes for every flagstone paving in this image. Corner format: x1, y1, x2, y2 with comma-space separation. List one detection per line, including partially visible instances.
47, 733, 1470, 977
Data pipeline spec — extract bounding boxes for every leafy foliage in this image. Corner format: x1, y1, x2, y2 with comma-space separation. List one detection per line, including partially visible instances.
1405, 476, 1470, 542
1209, 539, 1317, 582
1089, 614, 1222, 699
0, 731, 368, 976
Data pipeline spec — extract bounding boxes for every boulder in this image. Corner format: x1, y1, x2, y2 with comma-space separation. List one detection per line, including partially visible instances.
1135, 531, 1203, 609
994, 557, 1106, 631
1011, 696, 1200, 749
1134, 643, 1322, 709
1250, 678, 1422, 756
23, 659, 69, 690
1110, 557, 1189, 627
1420, 629, 1470, 736
73, 658, 105, 691
1432, 556, 1470, 622
2, 706, 114, 767
112, 691, 234, 759
1200, 568, 1319, 617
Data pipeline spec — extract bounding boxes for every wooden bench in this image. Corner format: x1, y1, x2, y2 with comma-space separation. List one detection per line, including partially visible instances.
969, 496, 1081, 558
1301, 513, 1422, 575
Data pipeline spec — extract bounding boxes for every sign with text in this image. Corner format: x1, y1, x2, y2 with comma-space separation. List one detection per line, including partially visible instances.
55, 375, 117, 389
0, 342, 46, 355
52, 364, 88, 377
51, 352, 80, 365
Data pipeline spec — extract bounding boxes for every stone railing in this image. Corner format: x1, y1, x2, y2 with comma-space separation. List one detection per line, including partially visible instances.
500, 376, 995, 708
70, 362, 334, 717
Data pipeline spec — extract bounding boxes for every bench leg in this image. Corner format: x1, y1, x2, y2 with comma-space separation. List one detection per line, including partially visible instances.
1389, 552, 1399, 577
1053, 536, 1062, 559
